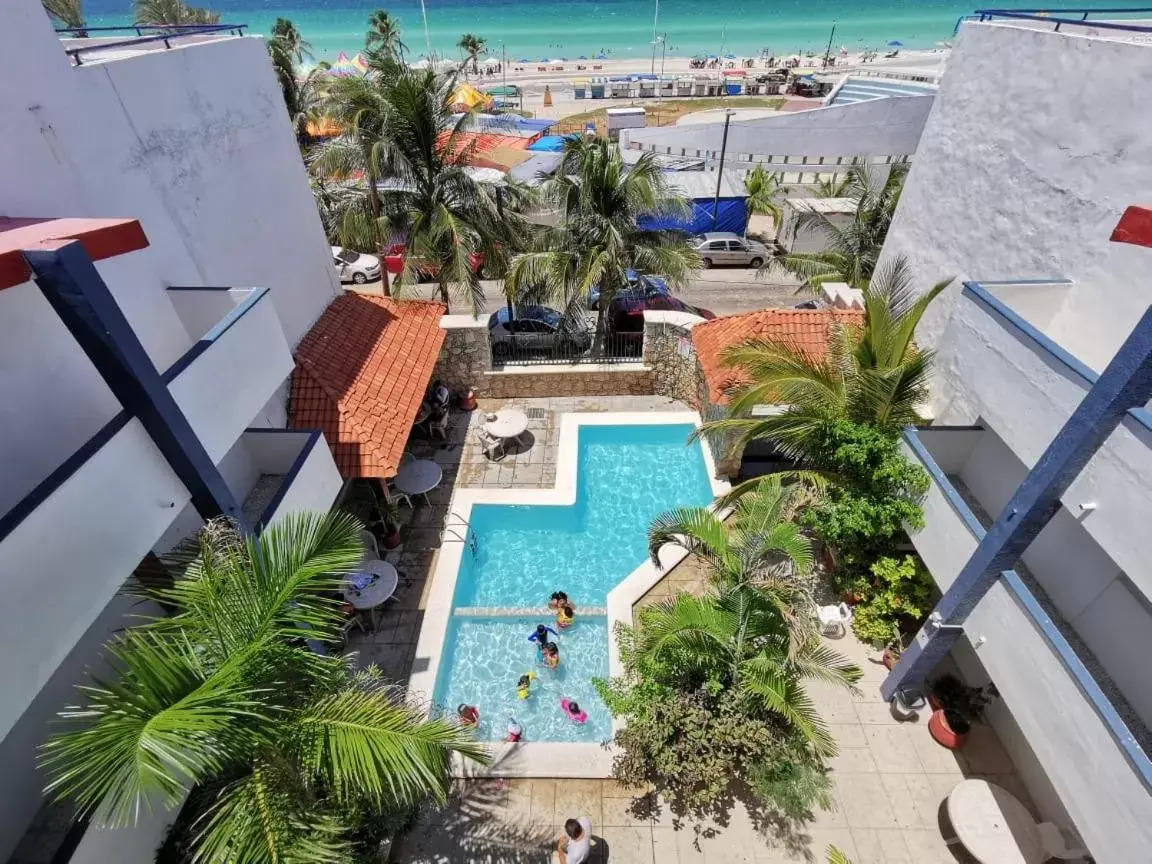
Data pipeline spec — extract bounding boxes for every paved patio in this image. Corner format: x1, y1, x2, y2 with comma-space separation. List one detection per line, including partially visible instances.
343, 395, 1030, 863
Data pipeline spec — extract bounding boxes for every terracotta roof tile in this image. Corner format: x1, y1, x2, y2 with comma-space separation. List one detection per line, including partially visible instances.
289, 292, 447, 479
692, 307, 865, 404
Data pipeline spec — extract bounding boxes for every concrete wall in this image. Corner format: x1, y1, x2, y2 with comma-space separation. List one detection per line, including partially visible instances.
621, 93, 933, 168
878, 20, 1152, 368
483, 365, 653, 399
0, 0, 340, 351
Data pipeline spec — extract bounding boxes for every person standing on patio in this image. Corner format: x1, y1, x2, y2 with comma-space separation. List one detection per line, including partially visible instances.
554, 815, 593, 864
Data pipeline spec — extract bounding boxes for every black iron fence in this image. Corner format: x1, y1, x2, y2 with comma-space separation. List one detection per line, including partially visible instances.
490, 330, 643, 367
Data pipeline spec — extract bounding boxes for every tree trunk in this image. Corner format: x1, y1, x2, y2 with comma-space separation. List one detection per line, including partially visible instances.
366, 177, 392, 297
439, 275, 451, 310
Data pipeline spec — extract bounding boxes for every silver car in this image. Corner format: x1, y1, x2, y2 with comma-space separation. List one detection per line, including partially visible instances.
689, 232, 770, 269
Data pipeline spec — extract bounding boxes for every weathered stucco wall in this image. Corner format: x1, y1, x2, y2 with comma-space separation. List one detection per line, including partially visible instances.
878, 20, 1152, 367
644, 314, 702, 406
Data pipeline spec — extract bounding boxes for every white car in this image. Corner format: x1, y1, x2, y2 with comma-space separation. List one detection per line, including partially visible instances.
331, 246, 381, 284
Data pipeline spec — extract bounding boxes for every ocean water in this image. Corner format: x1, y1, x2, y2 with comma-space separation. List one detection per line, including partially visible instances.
83, 0, 976, 62
454, 423, 713, 608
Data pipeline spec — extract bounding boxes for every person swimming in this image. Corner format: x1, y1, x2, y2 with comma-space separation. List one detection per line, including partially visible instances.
560, 698, 587, 724
457, 704, 480, 726
542, 641, 560, 669
528, 623, 558, 643
556, 603, 575, 629
548, 591, 570, 610
517, 671, 537, 699
507, 717, 523, 742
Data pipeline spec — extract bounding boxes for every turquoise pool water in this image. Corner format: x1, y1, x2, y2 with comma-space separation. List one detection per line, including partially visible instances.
433, 423, 714, 743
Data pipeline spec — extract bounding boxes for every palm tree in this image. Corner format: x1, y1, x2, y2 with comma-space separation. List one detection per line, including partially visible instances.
506, 136, 699, 349
632, 581, 860, 756
457, 33, 487, 73
812, 172, 851, 198
743, 164, 786, 235
649, 475, 813, 587
311, 176, 379, 251
41, 0, 86, 34
134, 0, 219, 26
365, 9, 406, 57
41, 514, 486, 863
268, 19, 327, 150
370, 60, 523, 311
771, 162, 907, 290
699, 256, 949, 462
270, 16, 313, 64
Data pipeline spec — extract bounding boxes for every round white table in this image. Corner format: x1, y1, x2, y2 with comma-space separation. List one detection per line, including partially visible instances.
394, 458, 443, 504
947, 779, 1044, 864
485, 409, 529, 443
343, 560, 399, 629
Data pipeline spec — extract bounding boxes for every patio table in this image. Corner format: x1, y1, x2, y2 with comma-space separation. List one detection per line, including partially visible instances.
485, 409, 529, 446
343, 560, 399, 630
394, 458, 443, 505
946, 779, 1044, 864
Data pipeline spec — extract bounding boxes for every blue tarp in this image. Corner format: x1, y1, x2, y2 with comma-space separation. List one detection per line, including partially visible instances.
640, 197, 747, 235
517, 117, 557, 131
528, 135, 571, 152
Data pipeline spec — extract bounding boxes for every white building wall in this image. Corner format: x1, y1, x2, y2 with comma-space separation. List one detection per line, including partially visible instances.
877, 21, 1152, 367
0, 0, 340, 352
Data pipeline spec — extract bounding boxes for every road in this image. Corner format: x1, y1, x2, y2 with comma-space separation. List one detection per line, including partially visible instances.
355, 267, 807, 317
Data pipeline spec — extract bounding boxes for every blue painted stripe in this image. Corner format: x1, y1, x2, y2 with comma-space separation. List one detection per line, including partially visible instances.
161, 287, 269, 383
0, 412, 132, 542
1000, 569, 1152, 791
902, 427, 988, 539
963, 281, 1152, 437
256, 429, 323, 533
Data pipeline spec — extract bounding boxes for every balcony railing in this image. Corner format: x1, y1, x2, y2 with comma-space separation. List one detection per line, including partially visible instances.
904, 426, 1152, 792
958, 7, 1152, 36
56, 23, 249, 66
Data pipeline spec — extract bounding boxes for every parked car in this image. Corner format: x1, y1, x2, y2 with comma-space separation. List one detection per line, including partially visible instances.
331, 246, 381, 284
689, 232, 770, 269
488, 305, 593, 358
604, 293, 715, 355
587, 270, 671, 310
384, 243, 484, 280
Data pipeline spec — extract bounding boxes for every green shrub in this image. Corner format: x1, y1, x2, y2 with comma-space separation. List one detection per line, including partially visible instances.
850, 555, 934, 646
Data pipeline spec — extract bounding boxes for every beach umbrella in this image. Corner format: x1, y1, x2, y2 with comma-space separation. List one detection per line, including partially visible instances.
351, 52, 369, 75
887, 40, 904, 47
329, 51, 356, 77
578, 54, 588, 60
518, 57, 530, 63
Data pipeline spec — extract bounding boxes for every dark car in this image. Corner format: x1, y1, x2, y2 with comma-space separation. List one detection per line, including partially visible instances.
604, 294, 716, 356
587, 270, 671, 310
488, 305, 593, 359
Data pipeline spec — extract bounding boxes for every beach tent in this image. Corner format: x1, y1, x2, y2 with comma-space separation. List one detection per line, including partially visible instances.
329, 51, 358, 77
527, 135, 572, 153
451, 82, 493, 111
639, 171, 748, 235
351, 52, 370, 74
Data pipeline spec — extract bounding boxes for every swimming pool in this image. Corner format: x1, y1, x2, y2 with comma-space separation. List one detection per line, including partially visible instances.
430, 422, 715, 743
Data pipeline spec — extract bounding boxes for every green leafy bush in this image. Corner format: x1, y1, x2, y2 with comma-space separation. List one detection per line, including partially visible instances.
850, 555, 934, 646
798, 420, 928, 582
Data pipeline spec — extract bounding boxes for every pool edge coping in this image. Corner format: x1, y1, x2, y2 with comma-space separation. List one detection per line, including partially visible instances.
408, 410, 730, 778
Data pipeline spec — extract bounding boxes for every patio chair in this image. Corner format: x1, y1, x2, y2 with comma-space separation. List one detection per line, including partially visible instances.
360, 529, 380, 562
817, 601, 853, 636
1037, 823, 1089, 860
429, 408, 451, 441
474, 426, 507, 461
385, 479, 411, 508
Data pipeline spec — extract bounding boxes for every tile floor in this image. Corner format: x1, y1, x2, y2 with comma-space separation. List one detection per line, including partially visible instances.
341, 395, 1030, 863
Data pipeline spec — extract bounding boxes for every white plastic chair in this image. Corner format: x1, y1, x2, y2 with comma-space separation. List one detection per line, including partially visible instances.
360, 529, 380, 563
817, 602, 853, 636
474, 427, 506, 461
1038, 823, 1089, 860
429, 410, 451, 440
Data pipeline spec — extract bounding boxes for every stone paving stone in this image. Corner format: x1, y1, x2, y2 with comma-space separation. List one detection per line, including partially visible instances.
851, 827, 913, 864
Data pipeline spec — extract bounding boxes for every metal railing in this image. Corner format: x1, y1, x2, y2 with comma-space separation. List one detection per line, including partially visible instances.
957, 7, 1152, 36
56, 23, 248, 65
490, 331, 642, 367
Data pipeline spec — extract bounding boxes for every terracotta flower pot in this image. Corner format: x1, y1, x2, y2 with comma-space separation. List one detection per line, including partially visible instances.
928, 708, 969, 749
383, 529, 402, 549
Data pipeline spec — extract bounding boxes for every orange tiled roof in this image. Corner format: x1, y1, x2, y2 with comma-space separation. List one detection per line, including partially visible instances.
692, 307, 865, 404
290, 293, 447, 479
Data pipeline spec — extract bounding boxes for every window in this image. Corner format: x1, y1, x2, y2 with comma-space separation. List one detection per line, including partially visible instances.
726, 241, 747, 252
334, 248, 359, 264
707, 241, 726, 250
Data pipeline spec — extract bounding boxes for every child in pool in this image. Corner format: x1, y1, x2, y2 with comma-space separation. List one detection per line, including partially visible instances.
528, 623, 558, 645
548, 591, 571, 611
507, 717, 523, 742
457, 704, 480, 727
516, 671, 537, 699
556, 604, 575, 629
542, 642, 560, 669
560, 698, 587, 724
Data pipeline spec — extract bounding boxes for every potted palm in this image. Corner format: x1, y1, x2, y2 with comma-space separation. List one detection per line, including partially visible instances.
376, 497, 403, 549
927, 674, 992, 749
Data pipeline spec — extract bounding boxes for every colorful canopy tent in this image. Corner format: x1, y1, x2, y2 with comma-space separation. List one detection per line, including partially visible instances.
527, 135, 572, 152
639, 171, 749, 235
328, 51, 359, 77
451, 83, 493, 111
351, 52, 370, 74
